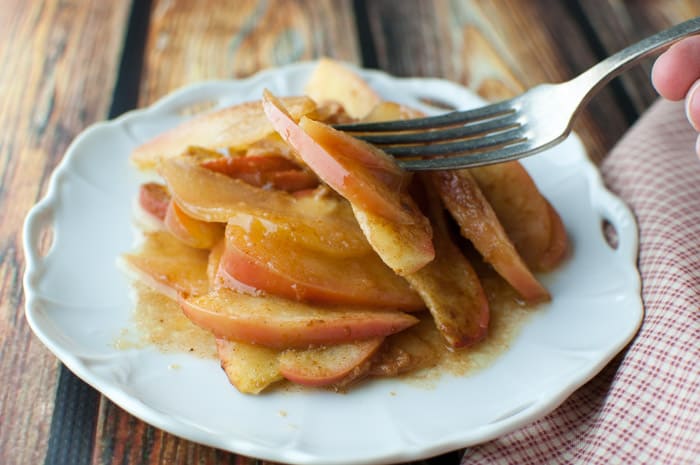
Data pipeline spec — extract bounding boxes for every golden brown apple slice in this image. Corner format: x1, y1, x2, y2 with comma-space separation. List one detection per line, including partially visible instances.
263, 90, 413, 224
304, 58, 380, 119
351, 196, 434, 275
225, 208, 372, 259
131, 96, 316, 171
429, 170, 550, 303
539, 203, 569, 270
159, 155, 369, 257
468, 162, 569, 271
180, 287, 419, 349
221, 223, 425, 309
164, 200, 224, 249
404, 179, 490, 348
369, 318, 441, 377
207, 239, 225, 289
216, 338, 283, 395
361, 101, 425, 123
120, 231, 210, 299
278, 338, 384, 387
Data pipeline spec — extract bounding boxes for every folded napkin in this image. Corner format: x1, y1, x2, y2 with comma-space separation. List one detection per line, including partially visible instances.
461, 99, 700, 465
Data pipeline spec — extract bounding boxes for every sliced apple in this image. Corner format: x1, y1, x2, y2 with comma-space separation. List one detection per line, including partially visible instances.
221, 222, 425, 309
263, 90, 414, 224
180, 287, 419, 349
468, 162, 569, 271
278, 338, 383, 387
207, 239, 225, 289
159, 155, 369, 256
351, 196, 434, 275
121, 231, 210, 299
201, 155, 319, 193
539, 202, 569, 270
138, 182, 170, 222
404, 178, 490, 347
369, 318, 441, 377
428, 170, 550, 303
216, 338, 283, 394
304, 58, 380, 119
131, 96, 317, 171
361, 101, 426, 123
164, 200, 224, 249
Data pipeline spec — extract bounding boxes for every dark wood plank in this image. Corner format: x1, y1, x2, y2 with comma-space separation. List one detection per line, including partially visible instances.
0, 1, 131, 464
576, 0, 700, 116
364, 0, 639, 164
92, 1, 362, 464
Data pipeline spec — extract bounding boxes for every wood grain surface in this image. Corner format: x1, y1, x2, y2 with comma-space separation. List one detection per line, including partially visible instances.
0, 1, 130, 465
1, 1, 698, 464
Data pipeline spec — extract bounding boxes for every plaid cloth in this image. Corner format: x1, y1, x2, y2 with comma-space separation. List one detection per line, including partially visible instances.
461, 99, 700, 465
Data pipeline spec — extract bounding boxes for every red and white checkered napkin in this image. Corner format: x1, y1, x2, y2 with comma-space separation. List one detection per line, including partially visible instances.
461, 99, 700, 465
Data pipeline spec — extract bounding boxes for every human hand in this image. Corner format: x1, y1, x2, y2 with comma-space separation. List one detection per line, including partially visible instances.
651, 36, 700, 154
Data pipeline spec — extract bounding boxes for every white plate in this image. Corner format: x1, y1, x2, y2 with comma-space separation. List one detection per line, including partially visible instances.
23, 62, 643, 465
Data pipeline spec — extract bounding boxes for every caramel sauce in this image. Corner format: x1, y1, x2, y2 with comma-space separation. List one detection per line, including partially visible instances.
117, 283, 217, 358
119, 258, 536, 390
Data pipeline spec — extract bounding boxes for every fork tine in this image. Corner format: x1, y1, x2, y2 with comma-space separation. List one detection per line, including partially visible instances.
356, 113, 521, 145
385, 127, 525, 158
397, 141, 535, 171
335, 100, 516, 132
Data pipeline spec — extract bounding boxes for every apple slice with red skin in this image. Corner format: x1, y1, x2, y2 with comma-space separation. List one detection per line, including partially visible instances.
216, 338, 283, 394
404, 178, 490, 348
220, 222, 425, 309
164, 200, 224, 249
263, 91, 435, 273
139, 182, 170, 222
180, 287, 418, 349
428, 170, 550, 303
201, 155, 319, 193
262, 90, 413, 224
278, 337, 384, 388
131, 96, 316, 171
159, 155, 370, 257
468, 162, 569, 271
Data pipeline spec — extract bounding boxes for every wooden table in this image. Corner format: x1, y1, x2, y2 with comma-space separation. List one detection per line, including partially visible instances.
2, 1, 698, 464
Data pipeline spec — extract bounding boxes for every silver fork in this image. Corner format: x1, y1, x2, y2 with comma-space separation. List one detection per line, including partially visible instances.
336, 17, 700, 171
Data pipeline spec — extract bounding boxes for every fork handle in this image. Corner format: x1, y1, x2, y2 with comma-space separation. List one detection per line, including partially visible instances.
571, 17, 700, 103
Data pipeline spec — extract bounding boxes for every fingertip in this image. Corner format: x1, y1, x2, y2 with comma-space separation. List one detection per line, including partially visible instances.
651, 37, 700, 101
651, 51, 683, 100
686, 80, 700, 132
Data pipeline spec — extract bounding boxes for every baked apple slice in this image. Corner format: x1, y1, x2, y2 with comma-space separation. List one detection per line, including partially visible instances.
304, 58, 380, 119
131, 96, 316, 171
468, 162, 568, 271
221, 222, 425, 309
138, 182, 170, 222
201, 154, 319, 193
159, 155, 369, 257
263, 91, 435, 273
278, 337, 384, 387
120, 231, 210, 300
216, 338, 283, 394
429, 170, 550, 303
263, 90, 411, 224
404, 179, 490, 348
164, 200, 224, 249
180, 287, 419, 349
